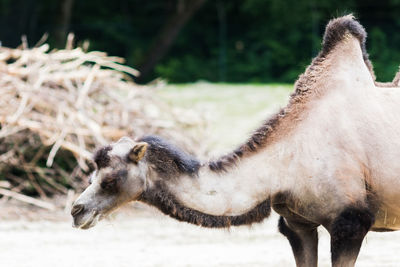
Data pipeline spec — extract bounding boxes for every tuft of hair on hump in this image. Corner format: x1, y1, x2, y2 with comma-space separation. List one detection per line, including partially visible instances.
93, 145, 112, 169
138, 135, 201, 178
321, 14, 374, 77
322, 15, 366, 56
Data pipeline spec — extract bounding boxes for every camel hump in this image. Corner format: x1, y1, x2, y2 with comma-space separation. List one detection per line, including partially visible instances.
321, 15, 367, 56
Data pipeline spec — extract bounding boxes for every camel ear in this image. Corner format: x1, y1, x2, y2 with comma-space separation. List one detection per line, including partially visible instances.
127, 142, 148, 163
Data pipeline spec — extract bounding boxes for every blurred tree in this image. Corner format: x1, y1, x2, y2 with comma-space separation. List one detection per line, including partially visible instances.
137, 0, 207, 82
0, 0, 40, 46
53, 0, 75, 47
0, 0, 400, 83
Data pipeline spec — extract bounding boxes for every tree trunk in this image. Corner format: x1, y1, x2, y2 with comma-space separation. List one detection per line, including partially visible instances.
53, 0, 75, 48
137, 0, 207, 83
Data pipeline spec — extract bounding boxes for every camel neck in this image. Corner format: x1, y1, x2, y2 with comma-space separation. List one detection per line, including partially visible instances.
139, 151, 274, 227
139, 180, 271, 228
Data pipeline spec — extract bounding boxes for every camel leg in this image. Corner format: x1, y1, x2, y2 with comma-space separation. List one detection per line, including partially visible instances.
278, 216, 318, 267
330, 208, 374, 267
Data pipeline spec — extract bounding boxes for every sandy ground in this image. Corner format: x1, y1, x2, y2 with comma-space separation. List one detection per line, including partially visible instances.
2, 202, 400, 267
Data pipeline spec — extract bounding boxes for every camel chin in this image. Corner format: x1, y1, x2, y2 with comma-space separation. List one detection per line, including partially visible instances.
72, 209, 103, 230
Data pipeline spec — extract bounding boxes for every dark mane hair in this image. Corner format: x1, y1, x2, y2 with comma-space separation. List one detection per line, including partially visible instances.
138, 135, 201, 179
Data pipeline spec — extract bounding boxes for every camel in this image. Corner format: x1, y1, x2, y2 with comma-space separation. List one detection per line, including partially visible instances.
72, 15, 400, 267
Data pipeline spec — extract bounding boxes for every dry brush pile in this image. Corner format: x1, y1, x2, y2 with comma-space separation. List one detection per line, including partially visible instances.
0, 43, 203, 209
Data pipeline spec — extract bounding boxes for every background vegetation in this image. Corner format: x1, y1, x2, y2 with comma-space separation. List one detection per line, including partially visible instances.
1, 0, 400, 83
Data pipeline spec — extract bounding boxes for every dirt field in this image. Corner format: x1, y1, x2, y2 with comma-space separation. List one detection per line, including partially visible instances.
2, 204, 400, 267
2, 84, 400, 266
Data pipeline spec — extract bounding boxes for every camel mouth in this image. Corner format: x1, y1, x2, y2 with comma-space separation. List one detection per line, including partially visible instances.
73, 210, 101, 230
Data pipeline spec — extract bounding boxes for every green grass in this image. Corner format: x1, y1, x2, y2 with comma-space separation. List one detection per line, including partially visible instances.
157, 83, 293, 155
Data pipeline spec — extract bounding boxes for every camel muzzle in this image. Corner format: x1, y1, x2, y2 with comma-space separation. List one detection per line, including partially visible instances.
71, 204, 84, 217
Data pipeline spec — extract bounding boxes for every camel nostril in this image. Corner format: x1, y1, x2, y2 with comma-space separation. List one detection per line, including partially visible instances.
71, 204, 84, 216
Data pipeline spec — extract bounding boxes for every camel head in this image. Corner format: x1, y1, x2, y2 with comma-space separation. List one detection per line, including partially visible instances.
71, 137, 148, 229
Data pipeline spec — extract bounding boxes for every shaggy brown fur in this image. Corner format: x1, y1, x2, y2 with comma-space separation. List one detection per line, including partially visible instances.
139, 181, 271, 228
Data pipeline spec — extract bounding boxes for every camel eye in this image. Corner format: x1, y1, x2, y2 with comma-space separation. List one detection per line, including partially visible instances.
100, 177, 117, 191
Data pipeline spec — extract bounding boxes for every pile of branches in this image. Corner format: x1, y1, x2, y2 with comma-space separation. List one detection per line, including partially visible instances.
0, 43, 201, 209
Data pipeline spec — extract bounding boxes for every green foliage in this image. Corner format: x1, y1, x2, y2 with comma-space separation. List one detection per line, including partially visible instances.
1, 0, 400, 83
369, 27, 400, 82
155, 0, 400, 83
